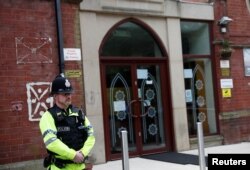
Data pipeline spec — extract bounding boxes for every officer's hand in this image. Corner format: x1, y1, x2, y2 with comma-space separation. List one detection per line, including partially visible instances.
73, 151, 84, 163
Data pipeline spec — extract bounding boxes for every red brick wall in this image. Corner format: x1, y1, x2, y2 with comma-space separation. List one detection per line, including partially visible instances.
214, 0, 250, 144
0, 0, 84, 164
221, 116, 250, 144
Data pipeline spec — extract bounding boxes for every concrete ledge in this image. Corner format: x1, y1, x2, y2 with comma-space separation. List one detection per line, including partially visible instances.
101, 0, 164, 14
190, 135, 224, 149
220, 109, 250, 120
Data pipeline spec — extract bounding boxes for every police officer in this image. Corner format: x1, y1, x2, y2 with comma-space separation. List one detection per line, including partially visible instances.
39, 74, 95, 170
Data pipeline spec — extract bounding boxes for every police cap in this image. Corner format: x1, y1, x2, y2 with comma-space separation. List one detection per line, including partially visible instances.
51, 74, 73, 95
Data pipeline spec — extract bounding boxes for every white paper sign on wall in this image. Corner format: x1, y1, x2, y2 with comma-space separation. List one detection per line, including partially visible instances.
220, 79, 233, 89
64, 48, 81, 61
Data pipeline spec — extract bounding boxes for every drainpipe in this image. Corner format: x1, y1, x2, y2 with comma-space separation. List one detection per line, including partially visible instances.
55, 0, 65, 73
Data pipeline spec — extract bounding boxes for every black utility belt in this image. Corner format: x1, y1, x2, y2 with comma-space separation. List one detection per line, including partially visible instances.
43, 155, 76, 169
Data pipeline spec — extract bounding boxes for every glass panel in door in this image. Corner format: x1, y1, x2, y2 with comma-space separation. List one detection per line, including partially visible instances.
136, 65, 166, 151
184, 58, 217, 136
105, 65, 136, 154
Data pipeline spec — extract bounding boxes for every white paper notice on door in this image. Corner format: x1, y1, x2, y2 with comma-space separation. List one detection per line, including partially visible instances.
184, 69, 193, 78
113, 101, 126, 112
137, 69, 148, 79
185, 89, 192, 102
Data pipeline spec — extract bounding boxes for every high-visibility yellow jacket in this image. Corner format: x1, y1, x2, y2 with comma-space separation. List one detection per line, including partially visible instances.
39, 105, 95, 170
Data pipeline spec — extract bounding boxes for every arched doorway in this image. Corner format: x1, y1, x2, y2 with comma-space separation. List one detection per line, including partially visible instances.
99, 18, 173, 160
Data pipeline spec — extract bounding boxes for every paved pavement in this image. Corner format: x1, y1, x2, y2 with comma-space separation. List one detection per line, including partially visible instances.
93, 142, 250, 170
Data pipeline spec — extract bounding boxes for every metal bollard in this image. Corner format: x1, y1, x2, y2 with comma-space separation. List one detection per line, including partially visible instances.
197, 122, 206, 170
121, 130, 130, 170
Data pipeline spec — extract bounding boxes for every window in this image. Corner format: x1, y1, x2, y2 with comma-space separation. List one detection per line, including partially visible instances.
181, 21, 210, 55
100, 22, 163, 57
247, 0, 250, 13
181, 21, 217, 136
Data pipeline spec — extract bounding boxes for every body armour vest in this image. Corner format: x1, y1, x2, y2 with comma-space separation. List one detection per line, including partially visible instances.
48, 105, 88, 152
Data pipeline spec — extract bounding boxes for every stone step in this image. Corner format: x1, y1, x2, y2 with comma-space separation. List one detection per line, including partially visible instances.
189, 135, 224, 150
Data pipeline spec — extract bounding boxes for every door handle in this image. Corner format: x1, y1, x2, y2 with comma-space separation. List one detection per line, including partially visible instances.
126, 99, 138, 118
138, 99, 148, 117
126, 99, 149, 118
